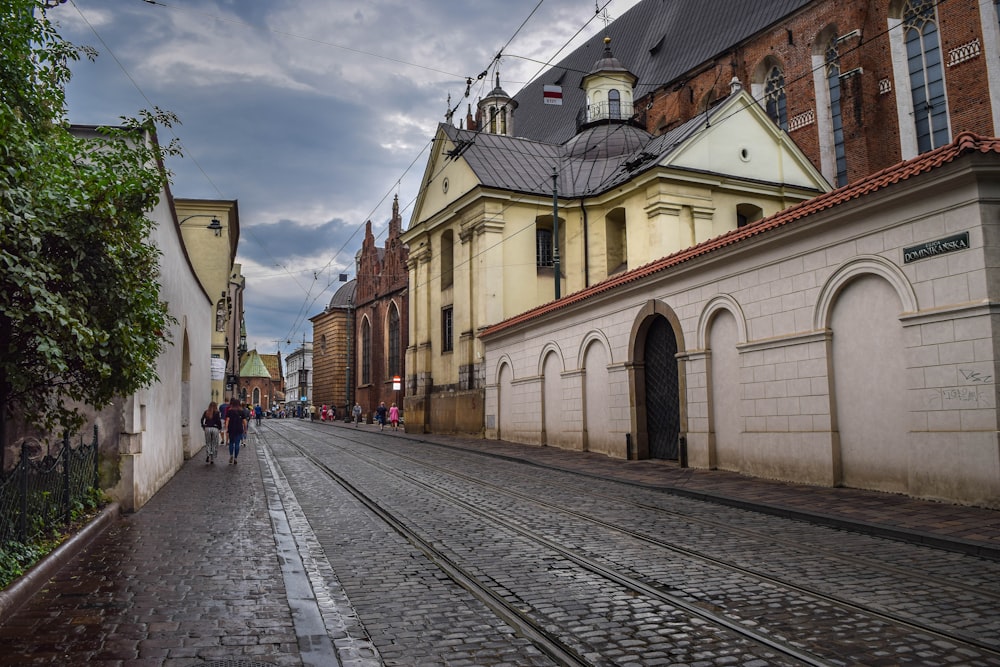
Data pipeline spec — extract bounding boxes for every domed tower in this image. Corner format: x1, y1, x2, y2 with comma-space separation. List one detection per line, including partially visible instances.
477, 72, 518, 136
580, 36, 638, 127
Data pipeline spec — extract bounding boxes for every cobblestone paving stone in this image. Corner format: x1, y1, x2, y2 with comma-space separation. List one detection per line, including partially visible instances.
399, 443, 1000, 650
268, 437, 559, 666
0, 441, 302, 667
285, 425, 1000, 666
286, 432, 803, 666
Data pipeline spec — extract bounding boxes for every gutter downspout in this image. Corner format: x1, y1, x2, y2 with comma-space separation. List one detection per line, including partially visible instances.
579, 196, 590, 288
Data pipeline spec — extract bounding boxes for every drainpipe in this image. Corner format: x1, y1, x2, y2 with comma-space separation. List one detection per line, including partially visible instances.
579, 196, 590, 288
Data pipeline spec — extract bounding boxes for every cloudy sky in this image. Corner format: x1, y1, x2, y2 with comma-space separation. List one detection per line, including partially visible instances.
51, 0, 641, 358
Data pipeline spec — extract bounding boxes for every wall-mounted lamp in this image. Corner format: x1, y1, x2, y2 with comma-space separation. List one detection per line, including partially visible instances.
179, 213, 224, 236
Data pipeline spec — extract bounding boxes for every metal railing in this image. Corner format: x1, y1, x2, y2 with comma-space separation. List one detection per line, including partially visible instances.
576, 100, 639, 130
0, 426, 100, 548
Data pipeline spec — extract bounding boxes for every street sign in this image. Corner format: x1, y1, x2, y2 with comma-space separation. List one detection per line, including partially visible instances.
392, 375, 401, 391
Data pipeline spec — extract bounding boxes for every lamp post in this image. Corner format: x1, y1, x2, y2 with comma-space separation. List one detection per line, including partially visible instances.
178, 214, 224, 236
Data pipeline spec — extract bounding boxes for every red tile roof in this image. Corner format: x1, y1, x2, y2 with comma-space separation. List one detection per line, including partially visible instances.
482, 133, 1000, 338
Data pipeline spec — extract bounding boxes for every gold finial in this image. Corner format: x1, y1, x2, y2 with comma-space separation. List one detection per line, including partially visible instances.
604, 36, 611, 46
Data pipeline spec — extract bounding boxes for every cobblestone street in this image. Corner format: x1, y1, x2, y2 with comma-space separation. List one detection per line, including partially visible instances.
1, 419, 998, 666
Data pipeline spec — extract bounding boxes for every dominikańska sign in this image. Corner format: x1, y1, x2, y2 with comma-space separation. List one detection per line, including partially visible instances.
903, 232, 969, 264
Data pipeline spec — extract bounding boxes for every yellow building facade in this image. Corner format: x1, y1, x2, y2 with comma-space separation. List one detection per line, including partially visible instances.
402, 43, 829, 435
174, 198, 241, 406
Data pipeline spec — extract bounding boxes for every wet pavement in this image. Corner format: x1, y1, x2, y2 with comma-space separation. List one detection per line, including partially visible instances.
0, 421, 997, 666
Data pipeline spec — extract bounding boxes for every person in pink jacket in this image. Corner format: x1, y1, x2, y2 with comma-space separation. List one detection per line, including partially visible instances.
388, 403, 400, 431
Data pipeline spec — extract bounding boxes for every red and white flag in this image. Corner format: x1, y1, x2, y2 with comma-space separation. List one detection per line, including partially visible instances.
543, 85, 563, 106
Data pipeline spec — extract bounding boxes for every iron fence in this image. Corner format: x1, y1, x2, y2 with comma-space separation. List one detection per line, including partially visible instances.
0, 425, 100, 548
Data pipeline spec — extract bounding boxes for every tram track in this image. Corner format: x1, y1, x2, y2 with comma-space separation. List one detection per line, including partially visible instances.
266, 425, 824, 666
265, 422, 1000, 665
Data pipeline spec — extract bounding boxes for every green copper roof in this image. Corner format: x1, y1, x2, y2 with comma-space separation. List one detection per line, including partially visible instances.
239, 350, 271, 378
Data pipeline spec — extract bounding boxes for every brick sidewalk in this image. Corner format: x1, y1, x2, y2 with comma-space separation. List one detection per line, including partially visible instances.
0, 443, 303, 666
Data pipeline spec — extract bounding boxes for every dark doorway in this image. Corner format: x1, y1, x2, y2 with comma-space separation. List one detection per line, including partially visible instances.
644, 316, 680, 460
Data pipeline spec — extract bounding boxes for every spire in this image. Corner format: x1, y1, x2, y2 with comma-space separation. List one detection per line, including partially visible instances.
389, 194, 401, 238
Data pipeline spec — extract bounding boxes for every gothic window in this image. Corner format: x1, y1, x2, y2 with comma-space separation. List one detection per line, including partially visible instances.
764, 66, 788, 130
536, 228, 553, 267
441, 306, 453, 353
387, 304, 400, 377
826, 39, 848, 187
903, 0, 949, 152
361, 318, 371, 385
609, 89, 621, 119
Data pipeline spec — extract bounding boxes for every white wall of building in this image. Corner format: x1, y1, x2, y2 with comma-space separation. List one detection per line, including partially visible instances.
484, 145, 1000, 508
110, 186, 214, 511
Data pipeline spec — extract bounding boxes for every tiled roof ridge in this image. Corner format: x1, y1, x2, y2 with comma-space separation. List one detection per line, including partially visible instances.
481, 133, 1000, 338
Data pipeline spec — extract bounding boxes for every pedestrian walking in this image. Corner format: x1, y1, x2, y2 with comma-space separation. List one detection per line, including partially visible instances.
375, 401, 388, 431
200, 401, 222, 464
389, 402, 400, 431
254, 404, 263, 427
321, 404, 328, 422
352, 402, 362, 426
224, 397, 247, 464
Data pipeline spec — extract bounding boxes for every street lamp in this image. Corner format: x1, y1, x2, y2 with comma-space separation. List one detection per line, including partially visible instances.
178, 214, 223, 236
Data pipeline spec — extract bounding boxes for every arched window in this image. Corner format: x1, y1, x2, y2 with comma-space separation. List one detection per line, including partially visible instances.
440, 230, 454, 289
608, 89, 621, 119
361, 318, 371, 385
387, 304, 400, 377
764, 66, 788, 130
252, 388, 261, 406
902, 0, 949, 152
825, 39, 848, 187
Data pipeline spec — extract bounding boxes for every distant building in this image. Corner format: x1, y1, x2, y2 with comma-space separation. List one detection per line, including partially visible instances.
353, 196, 409, 422
285, 342, 313, 416
238, 349, 281, 409
311, 279, 356, 419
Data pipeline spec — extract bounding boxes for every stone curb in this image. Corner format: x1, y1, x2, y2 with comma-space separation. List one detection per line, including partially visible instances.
0, 502, 121, 624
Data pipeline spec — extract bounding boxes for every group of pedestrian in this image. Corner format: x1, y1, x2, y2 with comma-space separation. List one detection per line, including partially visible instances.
200, 397, 251, 465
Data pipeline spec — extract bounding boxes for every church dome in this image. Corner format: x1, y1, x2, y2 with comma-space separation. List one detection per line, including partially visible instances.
564, 122, 652, 160
327, 278, 357, 309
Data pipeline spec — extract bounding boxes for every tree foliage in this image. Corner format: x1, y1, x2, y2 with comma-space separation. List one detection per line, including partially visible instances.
1, 0, 181, 437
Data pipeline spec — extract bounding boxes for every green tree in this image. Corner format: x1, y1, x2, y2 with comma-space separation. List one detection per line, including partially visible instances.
0, 0, 180, 443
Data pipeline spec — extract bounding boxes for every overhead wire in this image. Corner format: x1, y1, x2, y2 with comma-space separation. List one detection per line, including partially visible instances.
272, 0, 564, 341
400, 0, 954, 299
